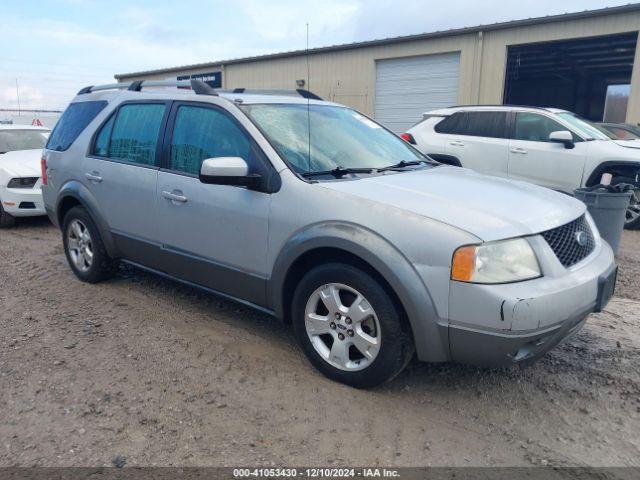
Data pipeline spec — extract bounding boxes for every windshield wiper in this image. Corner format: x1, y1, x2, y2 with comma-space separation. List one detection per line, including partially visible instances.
377, 160, 431, 172
301, 166, 375, 178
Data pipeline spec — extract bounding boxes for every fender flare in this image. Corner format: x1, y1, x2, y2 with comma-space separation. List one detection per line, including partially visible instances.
585, 161, 640, 186
55, 180, 119, 258
268, 222, 450, 362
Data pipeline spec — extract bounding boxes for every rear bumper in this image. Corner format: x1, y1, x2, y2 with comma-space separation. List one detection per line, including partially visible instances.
447, 237, 616, 367
1, 186, 46, 217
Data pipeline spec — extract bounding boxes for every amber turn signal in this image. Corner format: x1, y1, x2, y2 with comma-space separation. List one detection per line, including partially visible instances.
451, 245, 477, 282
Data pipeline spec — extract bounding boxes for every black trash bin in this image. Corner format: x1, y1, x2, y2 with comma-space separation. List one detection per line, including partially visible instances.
574, 185, 633, 255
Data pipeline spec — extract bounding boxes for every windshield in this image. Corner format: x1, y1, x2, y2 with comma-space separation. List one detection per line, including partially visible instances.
0, 130, 49, 153
556, 113, 612, 140
241, 104, 424, 174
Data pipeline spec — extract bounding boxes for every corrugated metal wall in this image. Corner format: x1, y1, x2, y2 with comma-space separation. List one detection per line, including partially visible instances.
119, 10, 640, 124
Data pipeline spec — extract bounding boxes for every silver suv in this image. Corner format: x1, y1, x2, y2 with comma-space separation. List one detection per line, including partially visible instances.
43, 80, 617, 388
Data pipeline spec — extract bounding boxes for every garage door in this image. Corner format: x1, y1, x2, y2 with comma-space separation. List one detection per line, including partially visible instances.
375, 52, 460, 132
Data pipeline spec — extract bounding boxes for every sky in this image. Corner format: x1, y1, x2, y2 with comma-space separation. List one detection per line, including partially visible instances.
0, 0, 634, 110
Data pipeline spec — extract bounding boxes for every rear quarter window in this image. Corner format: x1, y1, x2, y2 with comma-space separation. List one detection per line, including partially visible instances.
434, 111, 508, 138
46, 101, 107, 151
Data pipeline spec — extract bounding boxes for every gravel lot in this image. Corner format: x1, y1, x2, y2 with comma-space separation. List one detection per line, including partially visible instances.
1, 218, 639, 467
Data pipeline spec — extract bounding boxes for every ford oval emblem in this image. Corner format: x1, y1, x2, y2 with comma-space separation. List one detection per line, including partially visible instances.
575, 231, 588, 247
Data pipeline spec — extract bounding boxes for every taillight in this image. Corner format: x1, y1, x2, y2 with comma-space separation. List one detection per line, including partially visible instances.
41, 156, 47, 185
400, 133, 416, 145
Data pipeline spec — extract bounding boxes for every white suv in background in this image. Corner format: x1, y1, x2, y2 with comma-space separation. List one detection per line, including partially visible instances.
406, 106, 640, 229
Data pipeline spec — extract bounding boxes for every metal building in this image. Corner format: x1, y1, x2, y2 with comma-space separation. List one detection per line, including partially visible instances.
115, 4, 640, 132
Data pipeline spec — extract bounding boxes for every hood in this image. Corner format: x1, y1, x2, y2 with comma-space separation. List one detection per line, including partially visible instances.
0, 149, 42, 178
319, 166, 585, 241
613, 139, 640, 150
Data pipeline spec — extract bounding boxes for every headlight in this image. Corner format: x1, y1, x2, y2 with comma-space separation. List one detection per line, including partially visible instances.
451, 238, 541, 284
7, 177, 38, 189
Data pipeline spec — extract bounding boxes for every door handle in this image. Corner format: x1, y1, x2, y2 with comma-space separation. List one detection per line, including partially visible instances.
510, 147, 528, 154
449, 141, 465, 147
85, 172, 103, 183
162, 190, 188, 203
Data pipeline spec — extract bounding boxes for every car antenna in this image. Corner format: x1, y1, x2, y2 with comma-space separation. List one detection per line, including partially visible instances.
306, 22, 311, 174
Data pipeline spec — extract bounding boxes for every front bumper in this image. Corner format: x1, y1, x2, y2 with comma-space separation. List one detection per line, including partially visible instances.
1, 185, 46, 217
447, 235, 616, 367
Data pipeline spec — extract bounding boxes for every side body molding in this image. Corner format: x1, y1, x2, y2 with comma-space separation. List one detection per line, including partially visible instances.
268, 222, 450, 362
55, 180, 120, 258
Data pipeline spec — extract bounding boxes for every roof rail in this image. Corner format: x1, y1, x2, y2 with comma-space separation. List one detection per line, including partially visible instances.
76, 81, 323, 100
224, 88, 323, 100
76, 79, 219, 96
446, 104, 552, 111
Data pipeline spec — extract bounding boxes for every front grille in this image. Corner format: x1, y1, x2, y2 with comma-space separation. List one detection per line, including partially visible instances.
541, 215, 595, 268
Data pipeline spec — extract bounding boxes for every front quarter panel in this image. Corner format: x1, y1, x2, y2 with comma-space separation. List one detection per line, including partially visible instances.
583, 142, 640, 186
268, 170, 480, 362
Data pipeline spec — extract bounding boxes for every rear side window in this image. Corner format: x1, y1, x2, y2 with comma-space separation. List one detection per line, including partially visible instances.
464, 112, 507, 138
93, 115, 114, 156
434, 112, 466, 135
93, 103, 166, 166
169, 105, 251, 175
46, 101, 107, 151
435, 111, 507, 138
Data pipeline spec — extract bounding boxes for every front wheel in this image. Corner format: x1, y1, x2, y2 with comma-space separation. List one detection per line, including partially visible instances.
292, 263, 413, 388
612, 177, 640, 229
624, 187, 640, 230
0, 203, 16, 228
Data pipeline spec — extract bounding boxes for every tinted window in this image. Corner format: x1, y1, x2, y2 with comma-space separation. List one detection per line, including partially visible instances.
514, 113, 571, 142
93, 115, 114, 157
169, 105, 251, 175
434, 112, 466, 135
464, 112, 507, 138
107, 104, 165, 166
46, 101, 107, 151
435, 111, 507, 138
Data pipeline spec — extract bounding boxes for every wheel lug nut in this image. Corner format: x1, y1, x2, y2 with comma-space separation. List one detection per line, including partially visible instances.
345, 317, 352, 324
338, 333, 345, 340
335, 313, 341, 320
347, 329, 354, 337
330, 322, 336, 330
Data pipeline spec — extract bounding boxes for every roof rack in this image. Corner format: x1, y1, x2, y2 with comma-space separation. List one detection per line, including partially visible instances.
77, 81, 324, 101
446, 104, 552, 111
224, 88, 323, 100
77, 79, 219, 96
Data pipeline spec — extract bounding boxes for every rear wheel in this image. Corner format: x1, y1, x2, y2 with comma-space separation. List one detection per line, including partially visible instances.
292, 263, 413, 388
62, 206, 114, 283
0, 202, 16, 228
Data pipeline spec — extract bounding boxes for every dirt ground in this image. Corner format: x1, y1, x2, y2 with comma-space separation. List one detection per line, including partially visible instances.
0, 218, 639, 467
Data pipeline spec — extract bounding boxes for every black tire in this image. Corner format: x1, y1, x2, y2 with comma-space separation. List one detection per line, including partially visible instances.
612, 177, 640, 230
0, 203, 16, 228
62, 206, 114, 283
291, 263, 414, 388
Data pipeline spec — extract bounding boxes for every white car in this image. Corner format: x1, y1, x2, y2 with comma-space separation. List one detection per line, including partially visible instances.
406, 106, 640, 229
0, 124, 50, 227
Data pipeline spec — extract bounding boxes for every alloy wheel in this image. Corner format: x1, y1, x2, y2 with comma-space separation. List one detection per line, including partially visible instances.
626, 188, 640, 225
67, 219, 94, 272
304, 283, 381, 371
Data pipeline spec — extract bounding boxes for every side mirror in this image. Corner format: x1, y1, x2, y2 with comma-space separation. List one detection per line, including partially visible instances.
549, 130, 575, 149
199, 157, 262, 188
